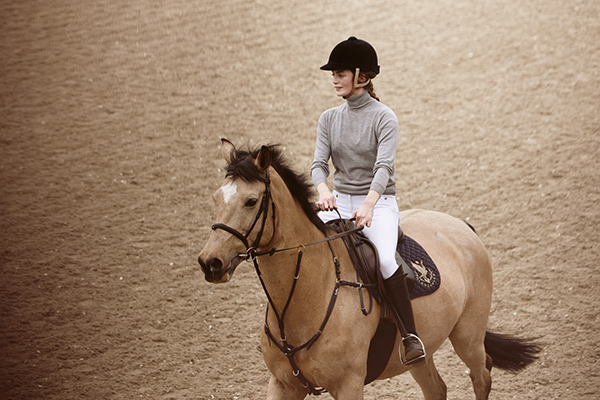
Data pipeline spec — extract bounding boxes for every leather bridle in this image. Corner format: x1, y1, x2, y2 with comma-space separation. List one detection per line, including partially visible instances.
211, 169, 276, 258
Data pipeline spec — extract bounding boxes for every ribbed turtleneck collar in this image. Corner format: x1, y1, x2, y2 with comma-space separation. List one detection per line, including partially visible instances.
346, 90, 372, 109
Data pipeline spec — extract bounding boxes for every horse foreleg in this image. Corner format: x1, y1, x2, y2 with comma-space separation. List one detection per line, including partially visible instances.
408, 358, 447, 400
266, 374, 307, 400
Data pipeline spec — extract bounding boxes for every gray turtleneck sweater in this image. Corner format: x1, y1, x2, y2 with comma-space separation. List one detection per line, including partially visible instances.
311, 91, 399, 196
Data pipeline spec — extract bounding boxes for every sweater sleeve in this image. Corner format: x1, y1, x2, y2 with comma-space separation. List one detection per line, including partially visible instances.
311, 112, 331, 188
370, 109, 399, 195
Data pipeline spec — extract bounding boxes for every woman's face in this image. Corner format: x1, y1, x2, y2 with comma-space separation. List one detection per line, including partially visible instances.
331, 69, 362, 98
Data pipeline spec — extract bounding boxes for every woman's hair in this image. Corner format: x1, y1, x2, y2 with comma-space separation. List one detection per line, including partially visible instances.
360, 71, 380, 102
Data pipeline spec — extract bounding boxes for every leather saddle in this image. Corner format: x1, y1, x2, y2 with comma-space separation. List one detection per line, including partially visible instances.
325, 219, 415, 304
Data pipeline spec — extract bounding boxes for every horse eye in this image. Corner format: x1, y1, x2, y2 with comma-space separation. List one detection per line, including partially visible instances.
245, 198, 258, 207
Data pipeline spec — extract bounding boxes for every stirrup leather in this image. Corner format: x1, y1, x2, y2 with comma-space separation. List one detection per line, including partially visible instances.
400, 333, 427, 365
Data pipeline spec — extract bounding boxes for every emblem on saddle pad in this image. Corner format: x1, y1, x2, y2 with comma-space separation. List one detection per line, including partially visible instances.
397, 235, 441, 299
410, 259, 435, 287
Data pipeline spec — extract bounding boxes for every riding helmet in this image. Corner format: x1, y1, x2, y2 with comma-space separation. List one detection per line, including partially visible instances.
320, 36, 380, 75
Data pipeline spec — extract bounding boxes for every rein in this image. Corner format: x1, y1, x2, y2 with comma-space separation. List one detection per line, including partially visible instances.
211, 171, 372, 395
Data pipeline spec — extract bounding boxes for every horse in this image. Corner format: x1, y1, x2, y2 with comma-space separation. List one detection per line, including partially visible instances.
197, 139, 540, 400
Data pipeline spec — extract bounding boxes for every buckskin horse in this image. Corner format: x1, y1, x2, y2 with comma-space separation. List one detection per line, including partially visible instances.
197, 139, 540, 400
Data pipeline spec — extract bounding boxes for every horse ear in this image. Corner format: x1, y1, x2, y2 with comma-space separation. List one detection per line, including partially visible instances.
255, 145, 271, 174
221, 138, 235, 164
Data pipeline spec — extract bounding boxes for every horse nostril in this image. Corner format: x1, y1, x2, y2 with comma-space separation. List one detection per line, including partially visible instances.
207, 258, 223, 273
199, 257, 222, 274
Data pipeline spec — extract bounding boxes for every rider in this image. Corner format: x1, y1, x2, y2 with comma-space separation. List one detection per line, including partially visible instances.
311, 36, 425, 364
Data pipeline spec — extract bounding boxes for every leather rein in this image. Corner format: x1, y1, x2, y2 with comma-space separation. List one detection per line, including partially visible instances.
211, 169, 371, 395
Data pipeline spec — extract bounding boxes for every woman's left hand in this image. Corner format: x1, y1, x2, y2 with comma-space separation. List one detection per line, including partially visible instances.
352, 204, 374, 228
352, 190, 380, 228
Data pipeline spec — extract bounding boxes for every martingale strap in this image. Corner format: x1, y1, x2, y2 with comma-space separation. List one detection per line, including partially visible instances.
259, 240, 343, 395
257, 237, 373, 395
211, 170, 371, 394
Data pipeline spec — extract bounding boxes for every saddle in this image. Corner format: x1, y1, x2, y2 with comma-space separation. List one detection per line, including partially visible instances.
325, 218, 440, 384
325, 219, 415, 306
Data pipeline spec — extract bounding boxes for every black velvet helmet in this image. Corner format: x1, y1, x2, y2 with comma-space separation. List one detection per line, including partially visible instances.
320, 36, 380, 75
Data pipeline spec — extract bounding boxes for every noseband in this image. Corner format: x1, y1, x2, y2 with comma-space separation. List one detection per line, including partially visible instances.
211, 169, 276, 258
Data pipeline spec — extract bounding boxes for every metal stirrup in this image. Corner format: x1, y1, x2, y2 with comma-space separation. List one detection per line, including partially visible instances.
400, 333, 427, 365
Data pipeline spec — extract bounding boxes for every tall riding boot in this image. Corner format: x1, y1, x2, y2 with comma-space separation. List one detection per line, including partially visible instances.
384, 268, 426, 365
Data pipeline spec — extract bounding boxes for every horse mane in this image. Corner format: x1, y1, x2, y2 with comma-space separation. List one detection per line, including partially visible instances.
225, 144, 328, 235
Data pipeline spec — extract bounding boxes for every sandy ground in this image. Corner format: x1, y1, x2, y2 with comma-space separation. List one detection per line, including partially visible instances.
0, 0, 599, 399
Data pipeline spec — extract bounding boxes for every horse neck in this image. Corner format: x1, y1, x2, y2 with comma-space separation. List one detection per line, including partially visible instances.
263, 169, 326, 256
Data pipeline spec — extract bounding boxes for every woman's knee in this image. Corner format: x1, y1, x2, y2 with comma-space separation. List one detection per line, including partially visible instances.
379, 254, 399, 279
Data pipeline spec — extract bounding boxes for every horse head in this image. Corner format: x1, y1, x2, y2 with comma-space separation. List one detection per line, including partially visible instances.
198, 139, 276, 283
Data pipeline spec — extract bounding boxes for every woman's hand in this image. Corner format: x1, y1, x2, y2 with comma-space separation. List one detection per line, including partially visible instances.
315, 183, 336, 211
352, 203, 374, 228
352, 190, 380, 228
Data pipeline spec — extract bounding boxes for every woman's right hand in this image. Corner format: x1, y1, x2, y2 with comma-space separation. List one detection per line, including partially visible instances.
315, 183, 336, 211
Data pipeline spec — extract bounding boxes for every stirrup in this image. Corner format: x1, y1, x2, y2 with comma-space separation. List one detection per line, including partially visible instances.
400, 333, 427, 366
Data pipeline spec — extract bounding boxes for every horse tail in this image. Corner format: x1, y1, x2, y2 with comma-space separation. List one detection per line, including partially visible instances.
484, 331, 542, 373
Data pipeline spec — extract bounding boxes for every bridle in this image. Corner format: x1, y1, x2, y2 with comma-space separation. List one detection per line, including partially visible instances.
211, 169, 276, 257
210, 168, 370, 395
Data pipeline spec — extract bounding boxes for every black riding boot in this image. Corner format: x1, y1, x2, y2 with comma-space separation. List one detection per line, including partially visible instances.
384, 268, 426, 365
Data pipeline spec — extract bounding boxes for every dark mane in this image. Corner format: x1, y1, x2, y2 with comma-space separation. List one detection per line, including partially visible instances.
225, 144, 328, 235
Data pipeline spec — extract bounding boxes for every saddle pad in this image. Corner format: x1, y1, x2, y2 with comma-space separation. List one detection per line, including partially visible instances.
397, 235, 441, 299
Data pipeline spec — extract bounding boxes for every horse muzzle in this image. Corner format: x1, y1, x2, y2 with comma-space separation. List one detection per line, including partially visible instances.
198, 255, 244, 283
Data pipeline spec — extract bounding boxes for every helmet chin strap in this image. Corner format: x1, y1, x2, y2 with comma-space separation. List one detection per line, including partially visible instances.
344, 67, 371, 99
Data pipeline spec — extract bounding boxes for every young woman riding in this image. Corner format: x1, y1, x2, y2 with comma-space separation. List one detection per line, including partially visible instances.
311, 36, 425, 364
